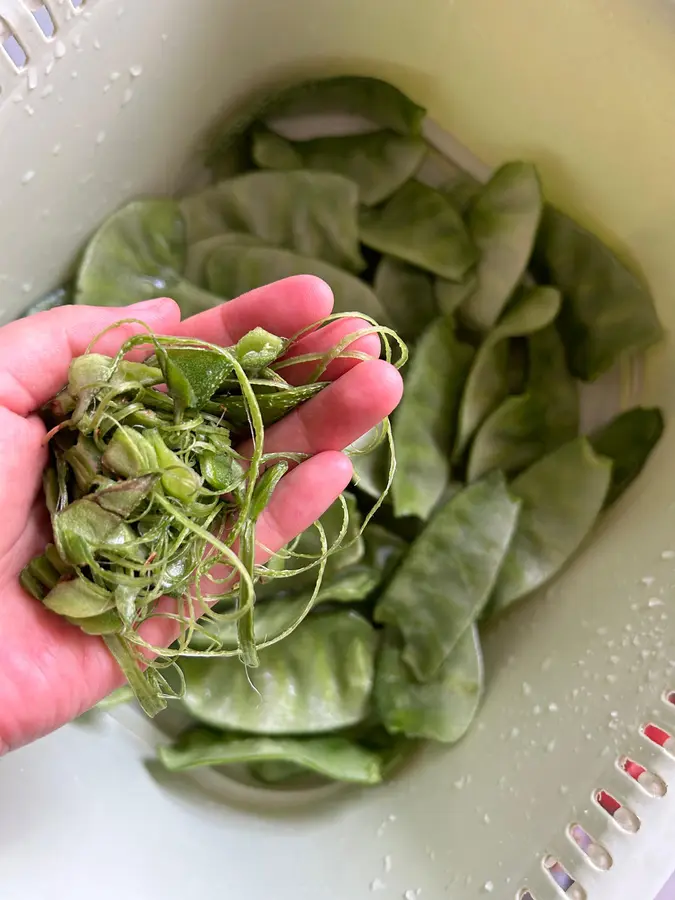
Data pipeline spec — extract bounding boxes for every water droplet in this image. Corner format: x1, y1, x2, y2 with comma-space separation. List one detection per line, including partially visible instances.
609, 655, 619, 664
370, 879, 386, 892
606, 674, 617, 684
483, 882, 494, 894
122, 87, 133, 106
54, 40, 66, 59
641, 575, 655, 586
547, 740, 556, 752
130, 64, 143, 78
548, 702, 558, 713
661, 550, 675, 560
103, 84, 111, 94
93, 38, 101, 50
24, 105, 34, 116
454, 776, 465, 789
533, 704, 542, 715
27, 67, 38, 91
161, 32, 168, 41
71, 70, 78, 79
45, 58, 55, 75
22, 281, 33, 293
560, 784, 569, 795
117, 6, 125, 18
541, 657, 552, 672
41, 84, 54, 98
483, 813, 491, 824
72, 33, 82, 49
21, 170, 35, 185
649, 597, 664, 608
522, 681, 532, 696
96, 131, 106, 145
509, 726, 520, 739
52, 143, 61, 156
110, 71, 121, 81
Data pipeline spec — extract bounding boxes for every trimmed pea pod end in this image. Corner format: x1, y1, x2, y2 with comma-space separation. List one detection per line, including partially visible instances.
20, 312, 402, 719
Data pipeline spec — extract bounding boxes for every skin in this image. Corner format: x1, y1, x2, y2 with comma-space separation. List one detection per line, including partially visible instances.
0, 275, 403, 755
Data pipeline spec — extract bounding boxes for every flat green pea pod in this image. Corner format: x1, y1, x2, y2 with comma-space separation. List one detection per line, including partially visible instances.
251, 461, 289, 521
180, 611, 377, 734
181, 171, 365, 272
259, 75, 426, 137
52, 499, 144, 567
467, 324, 579, 482
212, 382, 327, 428
489, 437, 612, 616
454, 286, 562, 459
460, 162, 543, 332
391, 317, 474, 520
235, 327, 286, 372
533, 206, 663, 380
184, 232, 266, 285
162, 347, 234, 417
359, 181, 477, 282
252, 127, 427, 207
157, 729, 384, 785
589, 407, 664, 508
373, 256, 438, 345
43, 578, 115, 618
434, 272, 477, 318
19, 551, 64, 601
375, 625, 483, 742
204, 244, 387, 321
376, 471, 521, 681
74, 199, 222, 317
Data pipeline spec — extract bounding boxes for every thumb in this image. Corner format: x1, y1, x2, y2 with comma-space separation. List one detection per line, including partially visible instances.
0, 297, 182, 417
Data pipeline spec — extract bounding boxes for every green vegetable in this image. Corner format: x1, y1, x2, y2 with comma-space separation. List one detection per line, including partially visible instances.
376, 472, 521, 681
359, 181, 478, 281
180, 611, 378, 734
460, 162, 543, 331
375, 625, 483, 742
205, 244, 386, 321
434, 272, 477, 317
252, 128, 426, 206
373, 256, 438, 344
455, 285, 561, 458
181, 171, 365, 272
158, 729, 384, 784
75, 200, 221, 316
467, 324, 579, 481
489, 437, 612, 616
534, 206, 663, 380
391, 317, 473, 520
589, 407, 664, 507
184, 232, 266, 284
260, 75, 426, 137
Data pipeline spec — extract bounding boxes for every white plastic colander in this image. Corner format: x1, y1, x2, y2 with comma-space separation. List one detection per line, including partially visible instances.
2, 2, 675, 898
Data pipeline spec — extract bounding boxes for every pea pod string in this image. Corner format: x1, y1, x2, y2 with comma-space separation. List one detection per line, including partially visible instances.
20, 316, 406, 716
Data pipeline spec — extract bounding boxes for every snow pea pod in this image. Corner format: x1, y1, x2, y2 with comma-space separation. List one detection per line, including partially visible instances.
460, 162, 543, 332
376, 471, 521, 681
489, 437, 612, 616
391, 317, 473, 520
533, 206, 663, 380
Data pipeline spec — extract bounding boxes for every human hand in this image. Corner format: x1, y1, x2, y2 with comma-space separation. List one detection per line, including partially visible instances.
0, 276, 403, 754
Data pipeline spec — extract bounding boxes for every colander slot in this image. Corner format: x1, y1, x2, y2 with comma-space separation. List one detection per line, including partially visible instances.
618, 755, 668, 797
542, 856, 585, 899
28, 4, 56, 38
567, 823, 613, 871
594, 790, 641, 832
642, 721, 675, 755
69, 0, 86, 7
0, 18, 27, 69
516, 892, 537, 900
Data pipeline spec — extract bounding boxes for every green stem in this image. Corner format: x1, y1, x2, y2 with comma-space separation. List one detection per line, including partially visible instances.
103, 635, 166, 717
236, 520, 258, 667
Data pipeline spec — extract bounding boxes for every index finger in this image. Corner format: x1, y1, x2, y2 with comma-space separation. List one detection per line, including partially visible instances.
0, 298, 181, 417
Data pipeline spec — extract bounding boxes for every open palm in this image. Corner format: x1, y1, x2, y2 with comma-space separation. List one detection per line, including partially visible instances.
0, 276, 402, 754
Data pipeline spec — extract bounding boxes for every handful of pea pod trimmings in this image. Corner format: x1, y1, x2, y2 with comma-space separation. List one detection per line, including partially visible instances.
20, 316, 406, 717
30, 73, 667, 787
